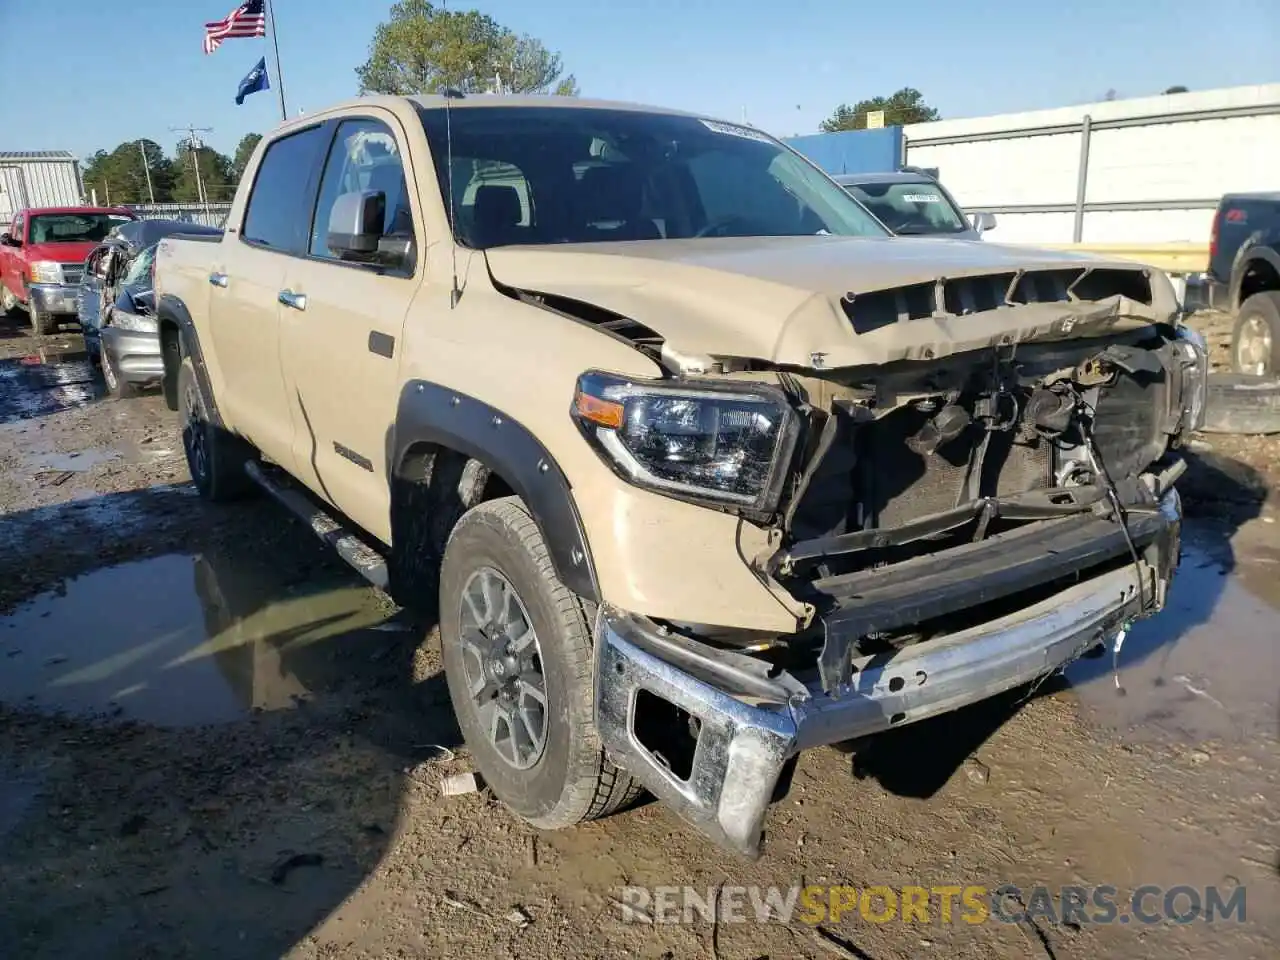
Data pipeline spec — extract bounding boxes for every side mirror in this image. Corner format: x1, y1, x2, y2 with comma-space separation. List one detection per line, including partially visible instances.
971, 211, 997, 235
327, 190, 386, 258
1, 232, 17, 246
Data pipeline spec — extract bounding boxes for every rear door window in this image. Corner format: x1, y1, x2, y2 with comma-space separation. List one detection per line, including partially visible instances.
242, 125, 328, 253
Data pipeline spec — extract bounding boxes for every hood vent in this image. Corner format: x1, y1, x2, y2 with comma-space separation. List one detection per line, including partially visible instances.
844, 267, 1154, 335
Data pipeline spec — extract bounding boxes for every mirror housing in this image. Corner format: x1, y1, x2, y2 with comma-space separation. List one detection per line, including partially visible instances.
1, 231, 17, 246
971, 211, 997, 234
327, 190, 386, 258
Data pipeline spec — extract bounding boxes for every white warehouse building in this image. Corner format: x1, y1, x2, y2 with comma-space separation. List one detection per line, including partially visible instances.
902, 83, 1280, 246
0, 151, 85, 224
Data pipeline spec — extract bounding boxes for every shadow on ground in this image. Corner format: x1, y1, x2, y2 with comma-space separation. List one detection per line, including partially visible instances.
835, 449, 1265, 800
0, 487, 458, 960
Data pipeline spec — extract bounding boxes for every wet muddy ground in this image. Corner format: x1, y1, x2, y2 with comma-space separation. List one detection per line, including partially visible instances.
1, 308, 1278, 959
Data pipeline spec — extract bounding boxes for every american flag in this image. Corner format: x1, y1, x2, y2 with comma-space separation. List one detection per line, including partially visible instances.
203, 0, 266, 54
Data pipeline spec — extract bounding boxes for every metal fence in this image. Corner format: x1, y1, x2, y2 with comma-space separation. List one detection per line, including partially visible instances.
123, 202, 233, 228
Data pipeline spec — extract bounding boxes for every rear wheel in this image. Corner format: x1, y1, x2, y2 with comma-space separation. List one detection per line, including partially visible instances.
1232, 291, 1280, 377
439, 497, 640, 829
178, 355, 256, 500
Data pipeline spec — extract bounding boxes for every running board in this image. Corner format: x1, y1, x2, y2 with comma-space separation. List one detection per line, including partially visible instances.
244, 461, 389, 589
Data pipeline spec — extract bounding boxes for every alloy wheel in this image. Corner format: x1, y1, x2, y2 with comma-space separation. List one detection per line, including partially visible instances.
457, 565, 549, 771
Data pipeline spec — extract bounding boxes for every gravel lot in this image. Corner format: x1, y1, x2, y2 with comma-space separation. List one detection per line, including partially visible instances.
1, 308, 1277, 960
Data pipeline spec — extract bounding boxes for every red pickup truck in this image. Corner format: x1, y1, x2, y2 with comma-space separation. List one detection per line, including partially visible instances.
1, 205, 135, 334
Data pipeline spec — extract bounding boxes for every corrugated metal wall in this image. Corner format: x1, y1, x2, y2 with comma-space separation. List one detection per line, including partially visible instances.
902, 83, 1280, 245
0, 159, 83, 222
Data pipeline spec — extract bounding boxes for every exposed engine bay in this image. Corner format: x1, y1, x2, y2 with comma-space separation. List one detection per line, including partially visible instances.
746, 323, 1201, 691
544, 256, 1204, 696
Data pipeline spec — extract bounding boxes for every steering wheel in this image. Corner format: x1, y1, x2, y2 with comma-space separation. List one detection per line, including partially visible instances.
693, 215, 757, 239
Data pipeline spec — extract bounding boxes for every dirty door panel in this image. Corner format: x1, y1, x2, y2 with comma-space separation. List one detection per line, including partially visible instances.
279, 115, 420, 544
212, 124, 328, 470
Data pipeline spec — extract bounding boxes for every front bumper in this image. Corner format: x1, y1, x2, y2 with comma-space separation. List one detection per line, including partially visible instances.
595, 488, 1182, 857
28, 282, 80, 316
101, 326, 162, 382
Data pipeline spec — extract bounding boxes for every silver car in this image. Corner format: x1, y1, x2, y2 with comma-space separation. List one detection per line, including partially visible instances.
834, 170, 996, 241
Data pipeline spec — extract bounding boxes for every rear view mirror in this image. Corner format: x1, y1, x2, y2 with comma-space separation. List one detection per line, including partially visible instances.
327, 190, 386, 258
971, 211, 997, 234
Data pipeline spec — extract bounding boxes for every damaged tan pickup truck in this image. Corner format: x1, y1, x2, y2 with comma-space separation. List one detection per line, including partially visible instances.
153, 95, 1207, 857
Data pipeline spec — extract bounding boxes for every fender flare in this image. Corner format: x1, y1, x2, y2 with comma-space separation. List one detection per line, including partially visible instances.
389, 380, 600, 602
1230, 244, 1280, 307
156, 293, 222, 425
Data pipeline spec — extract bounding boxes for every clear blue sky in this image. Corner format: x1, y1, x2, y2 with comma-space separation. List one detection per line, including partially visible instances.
1, 0, 1277, 161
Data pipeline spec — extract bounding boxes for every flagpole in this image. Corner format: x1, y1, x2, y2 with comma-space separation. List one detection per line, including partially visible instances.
264, 0, 288, 121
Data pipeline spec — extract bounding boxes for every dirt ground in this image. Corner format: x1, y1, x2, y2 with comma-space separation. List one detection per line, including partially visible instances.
1, 308, 1277, 960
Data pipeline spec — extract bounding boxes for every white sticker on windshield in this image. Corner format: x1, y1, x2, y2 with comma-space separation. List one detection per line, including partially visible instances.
902, 193, 942, 203
700, 119, 774, 143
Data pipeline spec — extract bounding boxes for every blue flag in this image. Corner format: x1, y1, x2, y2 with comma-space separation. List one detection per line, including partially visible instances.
235, 57, 269, 105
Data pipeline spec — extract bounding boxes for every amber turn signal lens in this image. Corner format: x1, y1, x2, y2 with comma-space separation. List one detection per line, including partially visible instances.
574, 390, 624, 429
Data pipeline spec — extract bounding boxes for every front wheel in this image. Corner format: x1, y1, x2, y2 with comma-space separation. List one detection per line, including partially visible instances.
28, 301, 56, 336
439, 496, 639, 829
100, 342, 139, 398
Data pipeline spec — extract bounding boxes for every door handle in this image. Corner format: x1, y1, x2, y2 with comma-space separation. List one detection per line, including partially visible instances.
278, 289, 307, 311
208, 272, 228, 287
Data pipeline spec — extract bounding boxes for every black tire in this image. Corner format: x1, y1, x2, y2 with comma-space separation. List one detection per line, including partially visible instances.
0, 282, 17, 317
100, 342, 139, 399
29, 301, 56, 336
439, 496, 640, 829
1231, 291, 1280, 377
177, 355, 256, 500
1200, 372, 1280, 435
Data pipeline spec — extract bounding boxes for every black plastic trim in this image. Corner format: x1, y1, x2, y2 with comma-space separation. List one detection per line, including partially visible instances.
391, 381, 600, 601
368, 330, 395, 358
156, 293, 221, 427
811, 507, 1173, 691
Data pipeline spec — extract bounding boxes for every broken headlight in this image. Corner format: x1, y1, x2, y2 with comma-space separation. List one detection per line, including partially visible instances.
1174, 324, 1208, 432
572, 371, 797, 512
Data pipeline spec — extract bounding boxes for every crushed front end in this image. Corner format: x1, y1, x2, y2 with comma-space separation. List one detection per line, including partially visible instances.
583, 264, 1207, 857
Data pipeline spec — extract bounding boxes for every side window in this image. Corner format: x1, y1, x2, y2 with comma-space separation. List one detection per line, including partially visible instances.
309, 118, 415, 265
11, 215, 23, 242
242, 125, 327, 253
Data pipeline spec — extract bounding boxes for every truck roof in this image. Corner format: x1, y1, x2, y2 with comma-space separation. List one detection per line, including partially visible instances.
268, 94, 712, 139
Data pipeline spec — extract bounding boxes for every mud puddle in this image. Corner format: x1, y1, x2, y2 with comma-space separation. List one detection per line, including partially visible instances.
0, 552, 394, 726
1064, 535, 1278, 744
25, 448, 121, 472
0, 352, 100, 424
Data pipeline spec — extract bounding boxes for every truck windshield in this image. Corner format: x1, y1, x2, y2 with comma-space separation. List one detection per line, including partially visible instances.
840, 181, 970, 235
28, 214, 131, 245
418, 106, 888, 248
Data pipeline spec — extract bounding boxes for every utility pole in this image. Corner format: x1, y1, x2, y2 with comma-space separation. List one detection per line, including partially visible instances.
137, 140, 155, 204
171, 125, 214, 213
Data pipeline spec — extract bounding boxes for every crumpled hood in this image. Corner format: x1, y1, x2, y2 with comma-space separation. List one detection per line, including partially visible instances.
484, 235, 1178, 368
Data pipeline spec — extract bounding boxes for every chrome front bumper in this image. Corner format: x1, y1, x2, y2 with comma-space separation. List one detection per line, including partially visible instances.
28, 282, 80, 316
595, 489, 1182, 857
